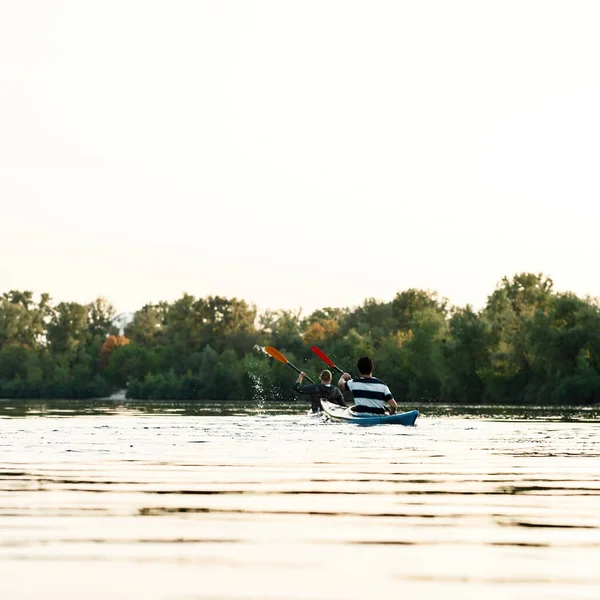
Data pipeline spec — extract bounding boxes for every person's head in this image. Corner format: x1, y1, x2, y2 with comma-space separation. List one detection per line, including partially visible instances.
356, 356, 373, 376
320, 369, 332, 383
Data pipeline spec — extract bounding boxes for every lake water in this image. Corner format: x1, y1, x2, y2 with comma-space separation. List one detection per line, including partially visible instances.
1, 400, 599, 599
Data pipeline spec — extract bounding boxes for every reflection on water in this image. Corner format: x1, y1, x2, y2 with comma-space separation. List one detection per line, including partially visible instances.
0, 400, 599, 599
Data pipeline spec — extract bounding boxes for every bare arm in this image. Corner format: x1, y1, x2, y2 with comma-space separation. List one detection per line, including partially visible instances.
388, 398, 397, 415
293, 372, 320, 395
338, 372, 351, 391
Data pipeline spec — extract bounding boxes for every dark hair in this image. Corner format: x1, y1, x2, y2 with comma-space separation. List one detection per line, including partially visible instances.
320, 369, 332, 382
357, 356, 373, 375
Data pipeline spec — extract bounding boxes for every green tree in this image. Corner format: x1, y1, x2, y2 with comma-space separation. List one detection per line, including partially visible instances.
392, 289, 447, 332
105, 344, 160, 388
259, 309, 304, 355
46, 302, 89, 362
125, 303, 168, 347
88, 297, 117, 339
402, 308, 448, 401
443, 306, 489, 403
479, 273, 555, 402
0, 291, 52, 349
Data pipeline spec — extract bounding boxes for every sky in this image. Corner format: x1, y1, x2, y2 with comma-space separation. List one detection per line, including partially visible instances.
1, 1, 599, 317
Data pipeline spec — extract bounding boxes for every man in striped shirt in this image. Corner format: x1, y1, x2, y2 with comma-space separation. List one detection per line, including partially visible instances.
338, 356, 398, 415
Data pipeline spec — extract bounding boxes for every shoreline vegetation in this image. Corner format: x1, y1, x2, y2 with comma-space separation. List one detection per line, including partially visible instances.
1, 273, 600, 406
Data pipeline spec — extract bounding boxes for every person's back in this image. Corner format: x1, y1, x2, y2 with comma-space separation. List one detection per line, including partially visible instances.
293, 370, 346, 413
338, 356, 398, 415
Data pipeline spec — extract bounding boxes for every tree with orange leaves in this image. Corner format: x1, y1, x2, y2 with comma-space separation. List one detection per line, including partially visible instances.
99, 335, 130, 369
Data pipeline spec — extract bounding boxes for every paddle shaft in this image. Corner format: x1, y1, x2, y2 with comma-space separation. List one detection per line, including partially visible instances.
288, 361, 315, 383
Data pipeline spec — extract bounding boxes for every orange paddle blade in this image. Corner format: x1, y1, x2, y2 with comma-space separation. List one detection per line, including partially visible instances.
265, 346, 288, 364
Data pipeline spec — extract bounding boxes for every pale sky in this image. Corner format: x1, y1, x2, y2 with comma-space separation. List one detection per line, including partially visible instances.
1, 1, 599, 316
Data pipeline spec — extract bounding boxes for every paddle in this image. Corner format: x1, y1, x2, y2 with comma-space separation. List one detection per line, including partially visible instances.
310, 345, 346, 375
264, 346, 315, 383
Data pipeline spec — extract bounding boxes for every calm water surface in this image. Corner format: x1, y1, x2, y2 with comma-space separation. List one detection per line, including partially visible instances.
1, 400, 599, 599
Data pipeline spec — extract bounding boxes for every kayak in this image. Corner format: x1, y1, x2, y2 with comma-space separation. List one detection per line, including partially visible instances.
321, 400, 419, 426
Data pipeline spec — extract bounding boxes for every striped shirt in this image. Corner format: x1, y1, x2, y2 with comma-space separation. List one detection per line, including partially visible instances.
344, 377, 393, 410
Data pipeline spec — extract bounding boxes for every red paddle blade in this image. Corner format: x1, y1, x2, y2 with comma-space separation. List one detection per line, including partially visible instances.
310, 345, 336, 368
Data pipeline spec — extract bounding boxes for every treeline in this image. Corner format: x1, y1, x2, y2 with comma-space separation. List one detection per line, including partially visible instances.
1, 273, 600, 405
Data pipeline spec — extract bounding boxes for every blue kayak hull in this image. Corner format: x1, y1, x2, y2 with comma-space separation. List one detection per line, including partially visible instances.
321, 400, 419, 426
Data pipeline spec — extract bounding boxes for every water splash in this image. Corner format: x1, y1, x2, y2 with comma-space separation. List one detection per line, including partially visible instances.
245, 346, 273, 412
248, 373, 266, 412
